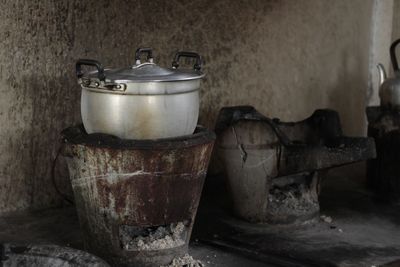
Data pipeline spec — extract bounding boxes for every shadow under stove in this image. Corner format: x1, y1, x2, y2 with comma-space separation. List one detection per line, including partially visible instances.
192, 169, 400, 267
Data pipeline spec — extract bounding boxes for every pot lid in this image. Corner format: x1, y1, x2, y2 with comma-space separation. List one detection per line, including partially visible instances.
76, 48, 204, 84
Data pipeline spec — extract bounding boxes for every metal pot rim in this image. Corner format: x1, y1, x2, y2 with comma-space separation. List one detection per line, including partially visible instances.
80, 78, 201, 95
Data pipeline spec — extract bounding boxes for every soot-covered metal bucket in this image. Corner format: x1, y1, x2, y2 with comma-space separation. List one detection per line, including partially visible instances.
62, 125, 215, 267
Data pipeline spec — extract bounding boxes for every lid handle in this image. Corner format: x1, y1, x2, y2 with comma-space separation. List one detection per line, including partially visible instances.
390, 38, 400, 72
135, 47, 154, 65
76, 59, 105, 81
172, 51, 202, 71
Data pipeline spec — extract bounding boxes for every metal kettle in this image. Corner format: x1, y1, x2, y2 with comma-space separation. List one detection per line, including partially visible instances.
378, 38, 400, 107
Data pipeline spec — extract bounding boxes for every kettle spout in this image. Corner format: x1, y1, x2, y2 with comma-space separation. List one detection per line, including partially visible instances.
377, 63, 387, 86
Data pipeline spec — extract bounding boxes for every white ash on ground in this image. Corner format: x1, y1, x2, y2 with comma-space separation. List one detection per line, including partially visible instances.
267, 183, 319, 220
161, 254, 204, 267
320, 215, 333, 223
121, 222, 186, 251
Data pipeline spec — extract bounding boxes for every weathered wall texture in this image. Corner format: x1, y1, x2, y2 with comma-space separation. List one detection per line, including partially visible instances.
0, 0, 374, 213
393, 0, 400, 48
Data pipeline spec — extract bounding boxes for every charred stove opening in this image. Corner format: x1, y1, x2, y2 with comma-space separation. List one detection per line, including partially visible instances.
119, 221, 189, 251
267, 172, 320, 224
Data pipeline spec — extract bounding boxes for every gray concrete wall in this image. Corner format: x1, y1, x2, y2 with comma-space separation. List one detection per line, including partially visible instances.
0, 0, 375, 213
393, 0, 400, 50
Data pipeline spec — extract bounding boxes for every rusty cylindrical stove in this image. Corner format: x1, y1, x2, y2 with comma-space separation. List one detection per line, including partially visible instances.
61, 125, 215, 267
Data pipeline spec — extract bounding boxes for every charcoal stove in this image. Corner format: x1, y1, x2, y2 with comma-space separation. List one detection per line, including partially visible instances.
215, 106, 376, 224
61, 125, 215, 267
367, 106, 400, 203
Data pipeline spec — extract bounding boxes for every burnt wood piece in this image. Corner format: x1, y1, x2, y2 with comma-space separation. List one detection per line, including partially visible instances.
62, 125, 215, 267
367, 106, 400, 202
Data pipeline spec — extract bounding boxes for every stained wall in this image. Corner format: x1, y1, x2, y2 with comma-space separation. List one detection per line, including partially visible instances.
0, 0, 375, 212
392, 0, 400, 52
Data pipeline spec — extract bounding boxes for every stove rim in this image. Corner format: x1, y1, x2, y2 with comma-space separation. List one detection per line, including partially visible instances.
61, 124, 216, 150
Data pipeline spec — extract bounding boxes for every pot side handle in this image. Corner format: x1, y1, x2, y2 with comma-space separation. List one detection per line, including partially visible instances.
76, 59, 106, 82
172, 51, 203, 71
390, 38, 400, 72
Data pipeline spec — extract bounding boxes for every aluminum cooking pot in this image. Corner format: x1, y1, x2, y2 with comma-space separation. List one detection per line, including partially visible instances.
76, 48, 204, 139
